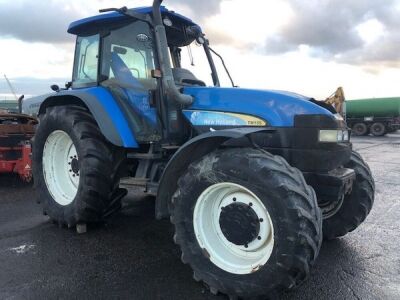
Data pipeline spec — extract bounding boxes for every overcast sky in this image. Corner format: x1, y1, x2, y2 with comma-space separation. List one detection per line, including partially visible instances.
0, 0, 399, 99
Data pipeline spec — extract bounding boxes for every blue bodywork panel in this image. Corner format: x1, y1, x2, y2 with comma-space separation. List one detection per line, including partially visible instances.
182, 87, 334, 127
68, 6, 200, 35
76, 87, 139, 148
61, 86, 333, 148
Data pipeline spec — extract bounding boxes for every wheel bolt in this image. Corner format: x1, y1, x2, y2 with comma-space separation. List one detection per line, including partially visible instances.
259, 218, 263, 222
233, 197, 236, 202
73, 174, 75, 177
69, 169, 72, 172
244, 244, 248, 248
249, 203, 253, 207
68, 162, 71, 165
257, 236, 261, 240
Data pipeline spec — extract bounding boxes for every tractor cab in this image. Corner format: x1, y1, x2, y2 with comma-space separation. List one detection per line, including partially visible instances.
68, 6, 215, 144
69, 6, 205, 86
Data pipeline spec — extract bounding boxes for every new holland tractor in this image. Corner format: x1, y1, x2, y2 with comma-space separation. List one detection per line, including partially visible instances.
32, 1, 375, 298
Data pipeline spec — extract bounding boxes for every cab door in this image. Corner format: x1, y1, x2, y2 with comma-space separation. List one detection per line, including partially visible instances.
100, 21, 160, 143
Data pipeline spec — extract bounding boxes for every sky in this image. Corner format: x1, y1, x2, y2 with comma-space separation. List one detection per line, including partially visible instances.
0, 0, 399, 100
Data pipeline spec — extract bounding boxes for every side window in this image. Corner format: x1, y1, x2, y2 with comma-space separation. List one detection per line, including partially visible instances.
73, 35, 99, 87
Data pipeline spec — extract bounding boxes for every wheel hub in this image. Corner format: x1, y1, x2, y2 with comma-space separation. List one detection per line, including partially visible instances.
219, 203, 260, 246
70, 157, 80, 175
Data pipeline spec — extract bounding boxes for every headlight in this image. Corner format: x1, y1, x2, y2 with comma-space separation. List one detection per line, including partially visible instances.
319, 130, 350, 143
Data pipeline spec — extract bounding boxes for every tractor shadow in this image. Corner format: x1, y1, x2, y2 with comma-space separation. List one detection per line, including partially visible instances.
0, 173, 32, 189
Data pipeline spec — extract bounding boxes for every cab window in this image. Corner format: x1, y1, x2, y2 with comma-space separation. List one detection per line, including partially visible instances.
100, 21, 157, 90
72, 34, 99, 87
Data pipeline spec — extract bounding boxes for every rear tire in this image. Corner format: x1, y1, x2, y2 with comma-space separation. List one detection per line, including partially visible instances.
322, 151, 374, 240
171, 148, 322, 299
32, 105, 126, 227
370, 122, 386, 136
352, 123, 368, 136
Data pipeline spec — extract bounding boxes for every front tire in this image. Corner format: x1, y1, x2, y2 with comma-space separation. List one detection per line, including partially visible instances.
32, 105, 125, 227
171, 148, 322, 299
322, 151, 374, 240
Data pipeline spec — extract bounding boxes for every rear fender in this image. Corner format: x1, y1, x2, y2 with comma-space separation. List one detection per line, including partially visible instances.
38, 87, 138, 148
155, 127, 274, 219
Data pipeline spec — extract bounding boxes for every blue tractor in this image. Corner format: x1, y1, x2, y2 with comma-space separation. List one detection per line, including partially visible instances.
32, 1, 374, 298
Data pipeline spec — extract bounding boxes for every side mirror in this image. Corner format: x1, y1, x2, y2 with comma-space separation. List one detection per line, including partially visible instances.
196, 36, 206, 45
50, 84, 60, 92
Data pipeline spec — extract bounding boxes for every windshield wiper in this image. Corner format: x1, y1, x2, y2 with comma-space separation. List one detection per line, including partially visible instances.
208, 47, 237, 88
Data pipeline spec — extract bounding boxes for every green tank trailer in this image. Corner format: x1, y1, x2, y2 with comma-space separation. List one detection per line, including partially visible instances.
346, 97, 400, 136
0, 100, 19, 113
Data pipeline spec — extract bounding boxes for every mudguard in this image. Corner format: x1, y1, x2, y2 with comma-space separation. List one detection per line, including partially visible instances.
38, 87, 138, 148
155, 127, 274, 219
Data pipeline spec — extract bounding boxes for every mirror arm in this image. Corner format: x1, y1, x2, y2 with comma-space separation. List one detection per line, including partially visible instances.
204, 40, 220, 87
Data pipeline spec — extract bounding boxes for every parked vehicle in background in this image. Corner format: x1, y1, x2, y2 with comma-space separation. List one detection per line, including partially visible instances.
0, 100, 19, 113
346, 97, 400, 136
0, 109, 37, 182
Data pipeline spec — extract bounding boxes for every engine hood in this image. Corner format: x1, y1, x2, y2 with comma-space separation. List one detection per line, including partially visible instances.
182, 87, 334, 127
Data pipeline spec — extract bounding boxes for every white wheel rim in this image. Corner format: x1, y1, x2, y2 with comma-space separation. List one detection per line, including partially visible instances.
42, 130, 79, 206
193, 182, 274, 274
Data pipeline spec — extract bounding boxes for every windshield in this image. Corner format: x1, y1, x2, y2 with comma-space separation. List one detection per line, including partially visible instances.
100, 21, 157, 90
172, 40, 234, 88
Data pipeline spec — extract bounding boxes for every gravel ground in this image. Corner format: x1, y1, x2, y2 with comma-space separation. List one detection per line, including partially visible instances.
0, 133, 399, 299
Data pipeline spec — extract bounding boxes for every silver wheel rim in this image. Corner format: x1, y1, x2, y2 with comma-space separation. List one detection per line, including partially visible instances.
193, 182, 274, 274
42, 130, 79, 206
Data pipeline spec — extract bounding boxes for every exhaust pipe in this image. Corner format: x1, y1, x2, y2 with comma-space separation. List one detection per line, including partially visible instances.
18, 95, 24, 114
152, 0, 193, 106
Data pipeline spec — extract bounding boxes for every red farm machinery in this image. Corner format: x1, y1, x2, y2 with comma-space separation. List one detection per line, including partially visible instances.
0, 109, 37, 182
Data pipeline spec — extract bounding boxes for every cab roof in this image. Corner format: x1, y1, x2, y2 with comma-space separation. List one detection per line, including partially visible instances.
68, 6, 200, 36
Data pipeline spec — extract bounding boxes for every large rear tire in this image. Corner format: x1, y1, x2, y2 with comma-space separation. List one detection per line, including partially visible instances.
171, 148, 322, 299
32, 105, 126, 227
322, 151, 374, 240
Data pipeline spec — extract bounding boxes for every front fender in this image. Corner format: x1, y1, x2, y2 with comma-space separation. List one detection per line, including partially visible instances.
155, 127, 274, 219
38, 87, 138, 148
